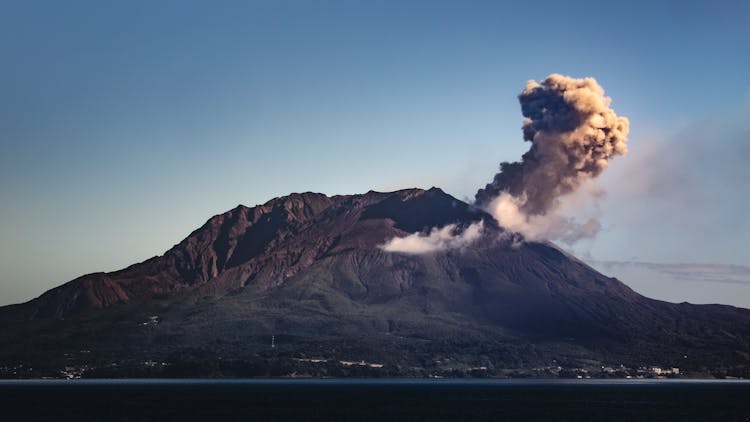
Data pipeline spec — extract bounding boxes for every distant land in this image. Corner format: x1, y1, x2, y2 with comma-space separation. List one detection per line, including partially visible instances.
1, 188, 749, 378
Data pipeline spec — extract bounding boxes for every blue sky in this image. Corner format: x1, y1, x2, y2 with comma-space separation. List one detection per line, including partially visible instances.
1, 0, 749, 307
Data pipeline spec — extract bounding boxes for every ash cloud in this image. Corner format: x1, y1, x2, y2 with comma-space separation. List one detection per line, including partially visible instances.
382, 74, 629, 253
380, 221, 484, 254
477, 74, 629, 243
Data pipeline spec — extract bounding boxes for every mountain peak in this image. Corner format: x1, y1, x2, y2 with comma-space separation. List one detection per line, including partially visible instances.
257, 191, 334, 223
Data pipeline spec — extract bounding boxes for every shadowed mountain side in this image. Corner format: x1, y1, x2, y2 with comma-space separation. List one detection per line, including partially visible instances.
1, 188, 749, 378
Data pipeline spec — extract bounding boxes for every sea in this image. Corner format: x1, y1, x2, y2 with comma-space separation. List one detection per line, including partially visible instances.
1, 378, 748, 421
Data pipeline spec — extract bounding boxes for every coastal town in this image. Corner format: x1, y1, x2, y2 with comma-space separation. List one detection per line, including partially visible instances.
0, 357, 692, 380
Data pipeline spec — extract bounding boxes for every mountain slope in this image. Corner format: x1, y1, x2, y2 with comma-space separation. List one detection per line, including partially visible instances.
1, 188, 749, 378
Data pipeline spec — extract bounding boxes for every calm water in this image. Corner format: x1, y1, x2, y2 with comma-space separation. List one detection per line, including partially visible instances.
1, 378, 749, 421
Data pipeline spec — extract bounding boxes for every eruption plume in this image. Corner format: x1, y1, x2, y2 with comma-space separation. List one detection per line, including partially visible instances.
476, 74, 629, 242
383, 74, 629, 254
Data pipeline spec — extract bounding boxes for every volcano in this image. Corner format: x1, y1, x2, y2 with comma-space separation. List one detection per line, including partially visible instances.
1, 188, 749, 378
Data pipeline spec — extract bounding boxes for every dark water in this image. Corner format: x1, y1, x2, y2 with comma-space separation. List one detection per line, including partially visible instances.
1, 378, 749, 421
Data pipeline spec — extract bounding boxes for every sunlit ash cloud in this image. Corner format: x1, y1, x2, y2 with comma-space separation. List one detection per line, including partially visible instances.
382, 74, 629, 253
478, 74, 629, 243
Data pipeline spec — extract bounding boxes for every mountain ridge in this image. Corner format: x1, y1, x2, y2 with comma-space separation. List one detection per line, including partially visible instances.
15, 187, 486, 319
2, 187, 749, 378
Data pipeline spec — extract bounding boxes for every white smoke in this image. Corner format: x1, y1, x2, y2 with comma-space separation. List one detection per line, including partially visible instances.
487, 192, 601, 244
380, 221, 484, 254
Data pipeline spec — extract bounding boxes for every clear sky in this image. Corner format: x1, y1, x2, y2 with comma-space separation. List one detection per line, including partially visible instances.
1, 0, 749, 307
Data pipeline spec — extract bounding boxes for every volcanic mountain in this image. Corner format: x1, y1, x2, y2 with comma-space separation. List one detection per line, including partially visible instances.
1, 188, 749, 378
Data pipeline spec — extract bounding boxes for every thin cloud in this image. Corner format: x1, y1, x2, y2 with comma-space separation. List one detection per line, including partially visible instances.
591, 260, 750, 285
600, 101, 750, 232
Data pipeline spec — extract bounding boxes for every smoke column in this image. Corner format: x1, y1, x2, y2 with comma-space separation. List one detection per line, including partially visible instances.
476, 74, 629, 242
383, 73, 628, 254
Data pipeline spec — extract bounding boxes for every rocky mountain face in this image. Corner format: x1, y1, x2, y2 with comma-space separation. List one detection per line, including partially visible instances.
20, 188, 487, 318
1, 188, 749, 378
